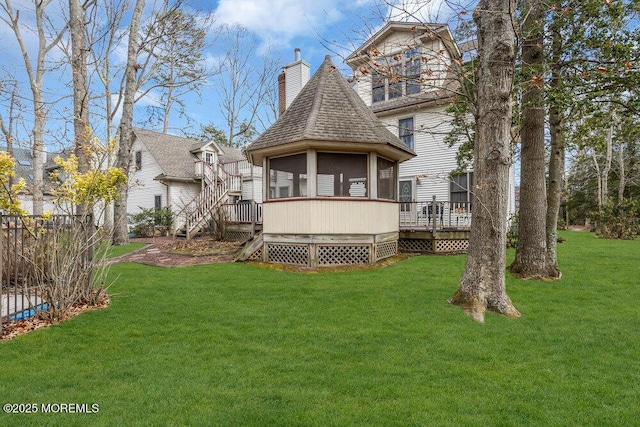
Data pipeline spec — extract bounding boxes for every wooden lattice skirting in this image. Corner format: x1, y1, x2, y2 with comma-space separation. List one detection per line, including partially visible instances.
261, 233, 398, 268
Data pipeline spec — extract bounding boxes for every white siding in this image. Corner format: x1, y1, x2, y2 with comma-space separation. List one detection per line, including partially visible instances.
284, 60, 310, 108
352, 38, 450, 106
242, 176, 263, 203
168, 182, 199, 213
16, 195, 57, 215
263, 199, 398, 235
379, 105, 460, 202
127, 139, 170, 215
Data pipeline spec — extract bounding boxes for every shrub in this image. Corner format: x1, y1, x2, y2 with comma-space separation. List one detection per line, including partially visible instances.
590, 198, 640, 240
129, 207, 173, 237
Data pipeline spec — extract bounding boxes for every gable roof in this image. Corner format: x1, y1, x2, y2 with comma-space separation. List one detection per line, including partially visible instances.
1, 145, 69, 194
246, 55, 415, 163
132, 128, 246, 181
346, 21, 461, 64
133, 128, 199, 181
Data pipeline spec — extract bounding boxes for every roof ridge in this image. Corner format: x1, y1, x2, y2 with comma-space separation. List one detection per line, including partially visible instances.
303, 55, 332, 139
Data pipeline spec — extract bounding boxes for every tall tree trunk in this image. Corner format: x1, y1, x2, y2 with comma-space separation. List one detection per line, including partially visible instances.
448, 0, 520, 322
545, 22, 564, 269
69, 0, 90, 215
509, 0, 560, 279
0, 83, 18, 187
113, 0, 145, 245
618, 139, 625, 203
602, 124, 613, 206
1, 0, 66, 215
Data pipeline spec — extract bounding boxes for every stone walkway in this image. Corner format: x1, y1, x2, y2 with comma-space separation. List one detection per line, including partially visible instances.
111, 238, 239, 267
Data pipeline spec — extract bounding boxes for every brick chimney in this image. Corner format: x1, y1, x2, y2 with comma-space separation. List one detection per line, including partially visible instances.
278, 48, 310, 117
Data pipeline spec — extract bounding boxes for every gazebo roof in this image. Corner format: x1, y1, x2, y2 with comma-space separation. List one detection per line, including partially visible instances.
246, 55, 415, 164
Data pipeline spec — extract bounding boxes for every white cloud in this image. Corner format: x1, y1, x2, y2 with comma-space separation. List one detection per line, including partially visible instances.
214, 0, 344, 45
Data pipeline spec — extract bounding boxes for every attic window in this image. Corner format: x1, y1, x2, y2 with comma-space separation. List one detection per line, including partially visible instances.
135, 151, 142, 170
371, 47, 423, 103
17, 159, 32, 166
205, 151, 214, 165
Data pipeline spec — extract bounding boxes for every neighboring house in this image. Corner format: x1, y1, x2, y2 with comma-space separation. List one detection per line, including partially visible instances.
345, 21, 516, 222
128, 128, 262, 238
1, 145, 65, 215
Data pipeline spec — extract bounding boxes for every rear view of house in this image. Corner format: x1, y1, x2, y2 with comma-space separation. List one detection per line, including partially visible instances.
128, 129, 262, 239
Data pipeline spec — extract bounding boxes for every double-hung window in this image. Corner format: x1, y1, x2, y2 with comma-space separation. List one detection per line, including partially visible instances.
399, 118, 414, 150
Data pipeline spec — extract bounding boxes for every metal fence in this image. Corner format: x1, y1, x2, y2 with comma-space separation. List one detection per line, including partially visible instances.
1, 214, 94, 335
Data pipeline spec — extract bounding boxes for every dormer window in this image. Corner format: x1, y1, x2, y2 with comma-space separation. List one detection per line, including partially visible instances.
371, 48, 422, 103
204, 151, 214, 165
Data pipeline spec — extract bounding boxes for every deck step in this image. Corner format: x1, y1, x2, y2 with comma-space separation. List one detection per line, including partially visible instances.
234, 231, 263, 261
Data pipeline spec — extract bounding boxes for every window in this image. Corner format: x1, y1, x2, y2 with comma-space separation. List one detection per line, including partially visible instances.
405, 49, 422, 95
371, 47, 422, 103
372, 72, 385, 103
399, 118, 414, 150
388, 64, 403, 100
135, 151, 142, 170
450, 172, 474, 203
154, 195, 162, 209
377, 157, 396, 200
268, 153, 307, 199
317, 153, 368, 197
204, 151, 214, 165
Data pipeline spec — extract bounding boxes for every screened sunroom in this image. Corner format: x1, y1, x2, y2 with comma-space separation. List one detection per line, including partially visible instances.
246, 56, 415, 268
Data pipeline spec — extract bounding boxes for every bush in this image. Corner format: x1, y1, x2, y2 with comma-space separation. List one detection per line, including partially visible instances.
129, 207, 173, 237
590, 198, 640, 240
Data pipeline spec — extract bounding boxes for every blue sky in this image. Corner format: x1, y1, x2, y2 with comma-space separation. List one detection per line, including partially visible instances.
0, 0, 458, 150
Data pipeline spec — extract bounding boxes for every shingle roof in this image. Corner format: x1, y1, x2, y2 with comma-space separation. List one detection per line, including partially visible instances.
133, 128, 199, 180
246, 55, 415, 159
132, 129, 246, 180
1, 145, 68, 193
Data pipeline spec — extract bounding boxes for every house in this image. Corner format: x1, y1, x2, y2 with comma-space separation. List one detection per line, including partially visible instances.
128, 128, 262, 239
1, 145, 65, 215
244, 55, 415, 268
345, 22, 516, 228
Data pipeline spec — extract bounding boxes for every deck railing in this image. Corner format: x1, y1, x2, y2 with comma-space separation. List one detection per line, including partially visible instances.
221, 202, 263, 224
220, 159, 256, 177
399, 199, 472, 230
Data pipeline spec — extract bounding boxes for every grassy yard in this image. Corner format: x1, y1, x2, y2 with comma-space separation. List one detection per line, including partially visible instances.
1, 231, 639, 426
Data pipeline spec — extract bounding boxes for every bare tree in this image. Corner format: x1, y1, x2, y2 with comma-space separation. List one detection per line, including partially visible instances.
0, 0, 68, 215
113, 0, 145, 245
140, 6, 216, 133
448, 0, 520, 322
69, 0, 91, 177
0, 79, 20, 152
214, 24, 281, 147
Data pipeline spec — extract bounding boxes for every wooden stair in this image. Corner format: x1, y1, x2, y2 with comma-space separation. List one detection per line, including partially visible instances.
174, 161, 240, 240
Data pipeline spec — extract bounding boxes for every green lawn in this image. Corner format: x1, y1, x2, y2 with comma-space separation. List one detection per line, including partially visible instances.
1, 231, 639, 426
94, 242, 148, 260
